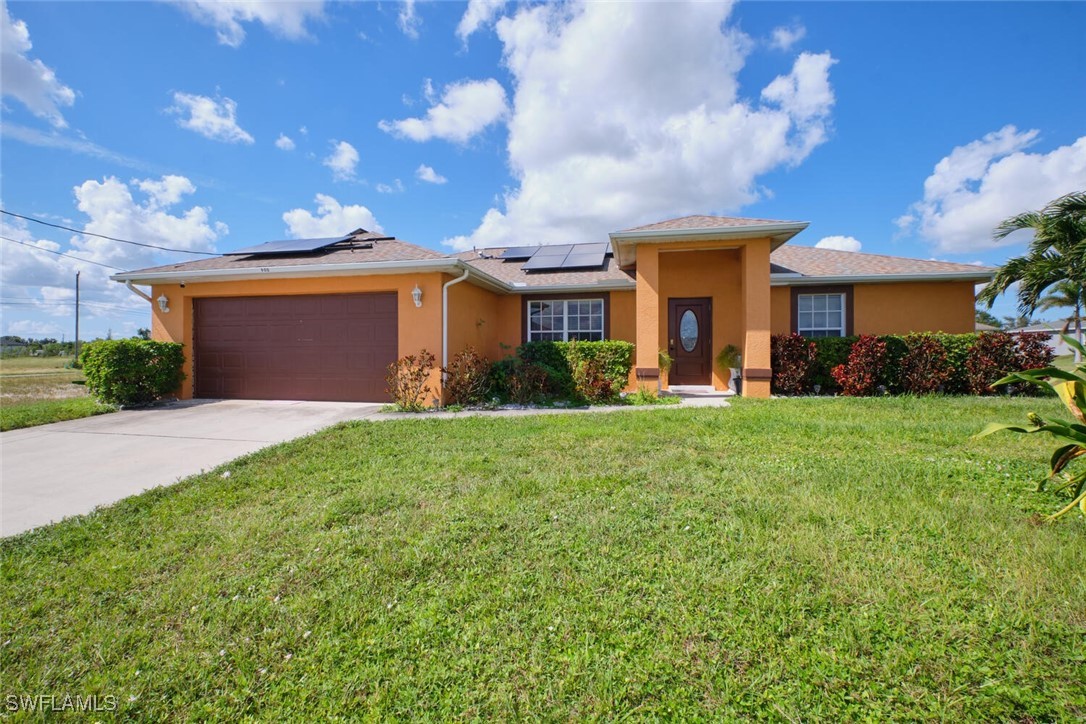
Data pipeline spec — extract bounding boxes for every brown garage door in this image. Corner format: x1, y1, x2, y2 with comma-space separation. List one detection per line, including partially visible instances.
193, 293, 397, 402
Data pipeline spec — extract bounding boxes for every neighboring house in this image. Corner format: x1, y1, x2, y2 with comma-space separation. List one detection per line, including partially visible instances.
0, 336, 28, 355
111, 215, 993, 401
1005, 323, 1075, 358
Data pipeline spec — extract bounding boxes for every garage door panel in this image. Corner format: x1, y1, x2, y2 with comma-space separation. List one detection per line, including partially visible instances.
194, 293, 398, 402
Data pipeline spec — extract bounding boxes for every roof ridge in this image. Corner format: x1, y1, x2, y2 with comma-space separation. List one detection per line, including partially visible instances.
781, 244, 992, 269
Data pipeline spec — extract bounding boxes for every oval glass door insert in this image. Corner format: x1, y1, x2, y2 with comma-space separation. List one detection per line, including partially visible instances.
679, 309, 698, 352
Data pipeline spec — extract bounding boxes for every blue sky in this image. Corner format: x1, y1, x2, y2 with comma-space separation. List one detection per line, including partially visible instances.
2, 0, 1084, 340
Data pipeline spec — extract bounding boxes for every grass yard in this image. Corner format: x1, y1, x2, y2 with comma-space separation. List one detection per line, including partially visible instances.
2, 397, 1083, 719
0, 356, 113, 431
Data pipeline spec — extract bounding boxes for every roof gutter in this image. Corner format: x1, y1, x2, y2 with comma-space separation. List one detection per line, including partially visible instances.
110, 257, 510, 293
771, 271, 994, 286
609, 221, 810, 267
442, 267, 471, 390
123, 280, 152, 303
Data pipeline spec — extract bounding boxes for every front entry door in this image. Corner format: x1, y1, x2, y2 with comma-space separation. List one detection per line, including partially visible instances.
668, 297, 712, 385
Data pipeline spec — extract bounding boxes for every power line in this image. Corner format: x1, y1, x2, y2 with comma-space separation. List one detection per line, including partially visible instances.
0, 235, 125, 270
0, 301, 147, 316
1, 209, 219, 256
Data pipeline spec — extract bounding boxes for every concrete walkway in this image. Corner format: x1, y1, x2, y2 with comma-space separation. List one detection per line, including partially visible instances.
1, 400, 383, 537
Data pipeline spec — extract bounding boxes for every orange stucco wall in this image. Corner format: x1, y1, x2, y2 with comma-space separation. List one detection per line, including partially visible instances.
657, 248, 743, 391
853, 281, 976, 334
770, 281, 977, 336
151, 273, 446, 399
770, 286, 791, 335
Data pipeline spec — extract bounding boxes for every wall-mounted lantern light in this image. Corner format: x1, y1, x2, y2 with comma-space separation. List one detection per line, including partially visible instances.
157, 294, 170, 313
411, 284, 423, 308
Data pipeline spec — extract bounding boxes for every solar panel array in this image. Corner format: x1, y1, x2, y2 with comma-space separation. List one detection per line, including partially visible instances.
508, 242, 611, 272
224, 235, 353, 256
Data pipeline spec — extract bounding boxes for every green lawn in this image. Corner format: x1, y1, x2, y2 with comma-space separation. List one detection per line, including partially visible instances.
0, 356, 114, 431
0, 396, 114, 432
2, 397, 1083, 719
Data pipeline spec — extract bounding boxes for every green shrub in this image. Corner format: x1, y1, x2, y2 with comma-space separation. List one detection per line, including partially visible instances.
79, 339, 185, 407
489, 340, 635, 405
561, 340, 634, 396
518, 341, 574, 397
810, 336, 856, 391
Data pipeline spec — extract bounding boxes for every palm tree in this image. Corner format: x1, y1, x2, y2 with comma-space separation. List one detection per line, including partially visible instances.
1037, 280, 1085, 361
978, 191, 1086, 359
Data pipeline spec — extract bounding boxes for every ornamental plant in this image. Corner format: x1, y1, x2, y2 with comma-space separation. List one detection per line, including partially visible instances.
571, 356, 615, 403
965, 332, 1020, 395
441, 347, 490, 406
975, 335, 1086, 520
831, 335, 887, 396
79, 339, 185, 407
899, 333, 951, 394
770, 333, 816, 395
386, 350, 435, 411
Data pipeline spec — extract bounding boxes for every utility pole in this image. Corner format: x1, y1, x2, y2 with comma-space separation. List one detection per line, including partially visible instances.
74, 271, 80, 360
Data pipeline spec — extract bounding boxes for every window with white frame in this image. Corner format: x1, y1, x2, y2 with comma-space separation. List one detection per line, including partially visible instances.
797, 293, 846, 337
527, 299, 605, 342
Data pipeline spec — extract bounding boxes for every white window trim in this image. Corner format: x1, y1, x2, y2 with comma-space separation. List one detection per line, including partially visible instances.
526, 298, 605, 342
796, 292, 847, 337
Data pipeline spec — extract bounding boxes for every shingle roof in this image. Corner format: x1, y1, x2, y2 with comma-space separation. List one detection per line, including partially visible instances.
771, 245, 992, 278
457, 250, 635, 288
622, 215, 801, 232
116, 229, 992, 287
124, 235, 444, 275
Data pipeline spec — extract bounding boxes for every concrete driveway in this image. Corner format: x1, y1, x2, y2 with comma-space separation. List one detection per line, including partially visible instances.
1, 399, 382, 537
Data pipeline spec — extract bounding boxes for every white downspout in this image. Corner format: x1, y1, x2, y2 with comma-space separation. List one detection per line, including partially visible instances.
124, 280, 152, 303
442, 268, 471, 381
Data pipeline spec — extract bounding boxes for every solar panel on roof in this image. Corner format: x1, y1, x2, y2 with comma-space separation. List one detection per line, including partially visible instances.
224, 235, 352, 256
561, 252, 606, 269
573, 242, 609, 254
521, 252, 568, 271
499, 246, 539, 260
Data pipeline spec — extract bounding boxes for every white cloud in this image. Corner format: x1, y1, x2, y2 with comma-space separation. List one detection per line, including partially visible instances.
275, 133, 296, 151
2, 123, 156, 172
376, 179, 404, 194
1, 1, 76, 127
282, 194, 383, 237
457, 0, 506, 42
173, 0, 325, 47
379, 78, 508, 144
322, 140, 359, 181
7, 319, 64, 337
416, 164, 447, 184
398, 0, 420, 39
169, 92, 255, 144
445, 2, 837, 250
1, 175, 225, 337
769, 23, 806, 51
901, 126, 1086, 253
299, 125, 308, 136
815, 235, 862, 252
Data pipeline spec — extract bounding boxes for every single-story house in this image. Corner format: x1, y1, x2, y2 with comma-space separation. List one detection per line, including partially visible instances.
112, 215, 993, 401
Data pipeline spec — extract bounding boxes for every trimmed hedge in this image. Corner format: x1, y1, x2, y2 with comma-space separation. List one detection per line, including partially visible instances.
80, 339, 185, 406
493, 340, 635, 404
772, 331, 1054, 396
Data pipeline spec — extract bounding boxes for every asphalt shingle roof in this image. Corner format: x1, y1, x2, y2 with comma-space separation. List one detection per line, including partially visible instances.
118, 226, 992, 285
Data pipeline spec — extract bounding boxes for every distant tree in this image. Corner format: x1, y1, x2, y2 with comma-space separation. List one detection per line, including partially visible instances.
1002, 314, 1035, 330
975, 308, 1002, 328
1037, 280, 1084, 362
977, 191, 1085, 353
136, 328, 151, 340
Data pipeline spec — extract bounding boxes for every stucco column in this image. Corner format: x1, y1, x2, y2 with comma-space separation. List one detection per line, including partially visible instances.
634, 244, 660, 384
740, 240, 772, 398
